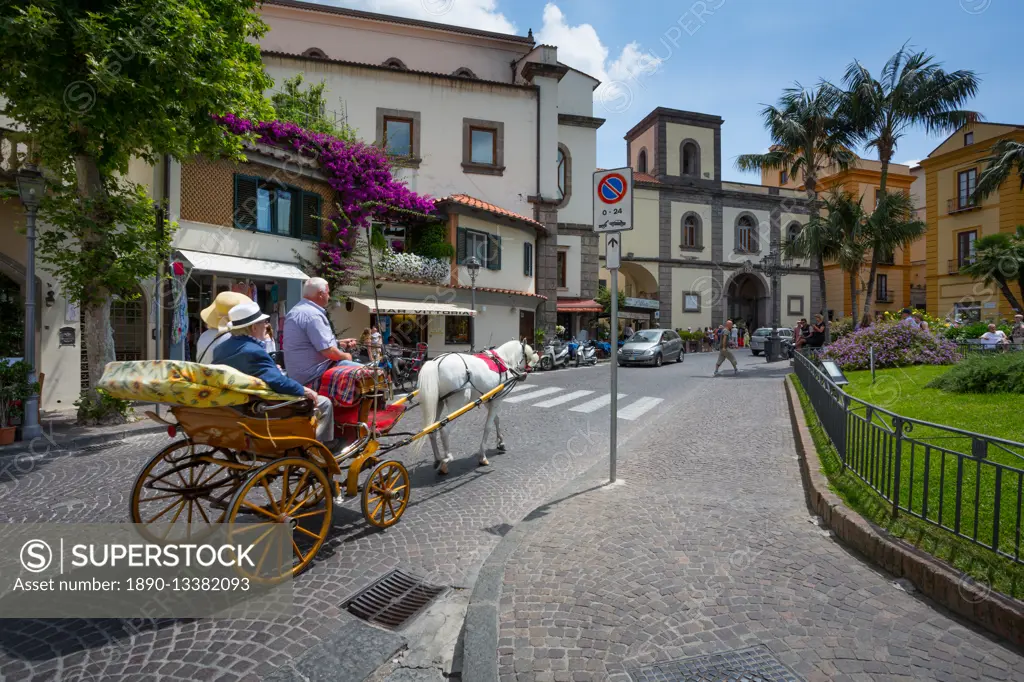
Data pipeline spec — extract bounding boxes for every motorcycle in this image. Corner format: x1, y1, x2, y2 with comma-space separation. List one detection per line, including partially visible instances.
539, 340, 571, 370
574, 338, 598, 367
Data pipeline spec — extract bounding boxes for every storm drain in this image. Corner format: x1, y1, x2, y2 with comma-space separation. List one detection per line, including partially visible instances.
343, 569, 446, 630
627, 645, 804, 682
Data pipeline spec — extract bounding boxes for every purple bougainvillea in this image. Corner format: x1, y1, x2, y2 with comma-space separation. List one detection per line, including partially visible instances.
214, 114, 436, 291
820, 321, 960, 370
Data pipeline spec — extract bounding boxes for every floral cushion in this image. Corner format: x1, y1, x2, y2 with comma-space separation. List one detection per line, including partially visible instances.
98, 361, 297, 408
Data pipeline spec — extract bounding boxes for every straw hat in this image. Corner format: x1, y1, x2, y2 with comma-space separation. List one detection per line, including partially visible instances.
226, 301, 269, 330
200, 291, 252, 329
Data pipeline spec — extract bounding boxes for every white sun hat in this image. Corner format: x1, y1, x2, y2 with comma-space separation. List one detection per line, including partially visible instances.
226, 301, 269, 330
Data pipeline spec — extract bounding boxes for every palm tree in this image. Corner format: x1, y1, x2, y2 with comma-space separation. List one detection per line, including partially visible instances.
838, 45, 981, 319
975, 139, 1024, 201
959, 232, 1023, 312
860, 191, 927, 310
737, 83, 856, 342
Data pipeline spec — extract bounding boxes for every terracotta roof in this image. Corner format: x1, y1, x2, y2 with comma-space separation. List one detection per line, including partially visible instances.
557, 298, 603, 313
377, 275, 547, 300
634, 172, 660, 184
438, 194, 546, 231
262, 0, 535, 45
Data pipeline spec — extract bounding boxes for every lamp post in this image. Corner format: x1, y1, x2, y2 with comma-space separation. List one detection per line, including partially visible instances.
466, 256, 481, 352
16, 165, 46, 441
760, 238, 793, 363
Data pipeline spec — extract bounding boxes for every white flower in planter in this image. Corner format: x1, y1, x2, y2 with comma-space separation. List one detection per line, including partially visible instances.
376, 248, 450, 284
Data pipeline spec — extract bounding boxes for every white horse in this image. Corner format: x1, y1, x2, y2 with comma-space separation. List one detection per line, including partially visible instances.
415, 339, 539, 475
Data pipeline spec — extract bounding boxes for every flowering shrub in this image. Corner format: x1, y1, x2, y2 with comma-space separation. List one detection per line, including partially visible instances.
942, 320, 1012, 342
376, 249, 450, 284
819, 321, 960, 370
214, 114, 436, 293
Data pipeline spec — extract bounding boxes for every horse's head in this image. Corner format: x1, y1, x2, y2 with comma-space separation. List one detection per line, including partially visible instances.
517, 340, 540, 372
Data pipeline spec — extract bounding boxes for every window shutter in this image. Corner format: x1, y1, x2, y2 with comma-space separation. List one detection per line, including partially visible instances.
487, 234, 501, 270
456, 227, 467, 264
301, 191, 321, 241
234, 175, 259, 230
523, 242, 532, 276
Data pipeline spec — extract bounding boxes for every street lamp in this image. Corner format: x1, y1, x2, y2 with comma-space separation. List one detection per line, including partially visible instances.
16, 164, 46, 441
760, 238, 793, 363
466, 256, 481, 352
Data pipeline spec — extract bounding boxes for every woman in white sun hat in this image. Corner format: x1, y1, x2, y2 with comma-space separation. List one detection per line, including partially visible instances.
212, 301, 336, 448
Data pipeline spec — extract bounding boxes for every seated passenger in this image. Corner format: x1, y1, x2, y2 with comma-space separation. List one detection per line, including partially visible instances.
214, 301, 336, 446
196, 291, 252, 363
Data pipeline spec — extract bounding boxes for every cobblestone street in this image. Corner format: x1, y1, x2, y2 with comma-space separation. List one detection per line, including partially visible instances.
488, 356, 1024, 682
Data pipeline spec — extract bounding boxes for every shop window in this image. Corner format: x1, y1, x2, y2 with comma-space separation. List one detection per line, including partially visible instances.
390, 314, 427, 346
234, 174, 322, 241
445, 316, 472, 345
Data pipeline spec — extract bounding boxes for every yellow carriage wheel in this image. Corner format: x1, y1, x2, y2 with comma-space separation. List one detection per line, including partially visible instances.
129, 440, 241, 544
226, 457, 333, 580
361, 460, 410, 529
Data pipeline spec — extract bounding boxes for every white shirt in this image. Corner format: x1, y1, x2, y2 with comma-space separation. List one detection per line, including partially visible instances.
196, 329, 230, 363
980, 330, 1007, 349
263, 335, 277, 354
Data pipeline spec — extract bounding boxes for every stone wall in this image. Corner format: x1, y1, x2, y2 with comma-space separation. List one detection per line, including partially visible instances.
558, 223, 599, 300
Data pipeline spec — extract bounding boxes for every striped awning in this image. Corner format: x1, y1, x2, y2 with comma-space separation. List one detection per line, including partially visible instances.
349, 296, 475, 317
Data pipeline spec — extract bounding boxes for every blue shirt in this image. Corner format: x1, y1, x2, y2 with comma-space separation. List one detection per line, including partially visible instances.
283, 298, 337, 387
212, 334, 306, 397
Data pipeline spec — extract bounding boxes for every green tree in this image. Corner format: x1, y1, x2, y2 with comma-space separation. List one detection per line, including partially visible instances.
975, 139, 1024, 201
0, 1, 271, 422
737, 83, 857, 342
838, 45, 980, 318
959, 231, 1024, 312
595, 285, 626, 313
271, 73, 355, 141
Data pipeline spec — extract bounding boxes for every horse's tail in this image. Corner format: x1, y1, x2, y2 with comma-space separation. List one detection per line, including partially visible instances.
414, 358, 440, 454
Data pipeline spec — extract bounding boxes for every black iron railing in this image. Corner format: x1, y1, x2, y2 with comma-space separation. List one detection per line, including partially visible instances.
794, 351, 1024, 564
957, 341, 1024, 357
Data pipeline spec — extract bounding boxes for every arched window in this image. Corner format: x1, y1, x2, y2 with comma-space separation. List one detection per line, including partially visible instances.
556, 144, 571, 205
637, 148, 648, 174
382, 57, 408, 71
302, 47, 327, 59
736, 214, 758, 253
452, 67, 477, 78
681, 213, 701, 249
786, 221, 802, 245
681, 141, 700, 176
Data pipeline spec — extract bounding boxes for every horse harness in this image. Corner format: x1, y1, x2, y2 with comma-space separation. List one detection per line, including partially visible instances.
433, 347, 528, 404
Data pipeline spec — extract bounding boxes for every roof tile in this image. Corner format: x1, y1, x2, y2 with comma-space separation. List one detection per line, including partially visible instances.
439, 194, 545, 230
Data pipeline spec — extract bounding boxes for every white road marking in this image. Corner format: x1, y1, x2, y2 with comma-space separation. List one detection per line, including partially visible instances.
569, 393, 627, 413
508, 383, 542, 394
529, 390, 595, 408
616, 397, 664, 421
503, 387, 563, 404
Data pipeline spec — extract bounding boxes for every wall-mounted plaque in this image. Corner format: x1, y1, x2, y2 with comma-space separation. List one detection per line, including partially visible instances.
58, 326, 76, 347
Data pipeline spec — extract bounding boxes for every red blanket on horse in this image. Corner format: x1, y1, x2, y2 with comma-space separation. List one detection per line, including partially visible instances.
474, 351, 508, 374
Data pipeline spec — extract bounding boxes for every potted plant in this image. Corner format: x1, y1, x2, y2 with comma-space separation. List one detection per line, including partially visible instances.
0, 360, 36, 445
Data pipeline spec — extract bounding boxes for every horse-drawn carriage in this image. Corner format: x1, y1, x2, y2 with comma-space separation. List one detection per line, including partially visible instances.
100, 348, 531, 578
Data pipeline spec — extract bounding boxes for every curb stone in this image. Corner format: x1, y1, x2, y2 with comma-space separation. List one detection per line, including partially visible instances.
784, 376, 1024, 649
0, 423, 165, 460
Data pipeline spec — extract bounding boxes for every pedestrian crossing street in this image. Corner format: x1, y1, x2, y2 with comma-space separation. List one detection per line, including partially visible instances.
502, 383, 663, 420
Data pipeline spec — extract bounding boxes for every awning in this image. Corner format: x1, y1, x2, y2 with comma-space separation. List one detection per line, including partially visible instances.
350, 296, 475, 317
557, 299, 603, 313
177, 249, 310, 281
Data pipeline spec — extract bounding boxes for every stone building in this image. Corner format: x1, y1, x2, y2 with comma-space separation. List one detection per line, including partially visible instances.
599, 107, 817, 333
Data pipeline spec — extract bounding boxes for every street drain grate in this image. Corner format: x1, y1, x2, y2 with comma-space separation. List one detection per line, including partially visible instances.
343, 569, 446, 630
627, 645, 804, 682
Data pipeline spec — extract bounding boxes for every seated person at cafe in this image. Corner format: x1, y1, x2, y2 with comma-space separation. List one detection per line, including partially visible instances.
284, 278, 362, 388
214, 301, 335, 445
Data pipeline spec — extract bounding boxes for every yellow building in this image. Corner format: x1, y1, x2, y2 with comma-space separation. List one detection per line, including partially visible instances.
922, 122, 1024, 321
761, 155, 918, 320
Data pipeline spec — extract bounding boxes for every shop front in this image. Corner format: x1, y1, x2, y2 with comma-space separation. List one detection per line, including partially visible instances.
556, 298, 603, 341
619, 296, 660, 331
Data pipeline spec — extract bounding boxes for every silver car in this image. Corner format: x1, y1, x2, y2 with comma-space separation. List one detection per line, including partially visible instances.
748, 327, 794, 356
617, 329, 684, 367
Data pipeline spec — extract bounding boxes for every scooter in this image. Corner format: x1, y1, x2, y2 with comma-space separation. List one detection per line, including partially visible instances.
574, 338, 598, 367
539, 339, 571, 370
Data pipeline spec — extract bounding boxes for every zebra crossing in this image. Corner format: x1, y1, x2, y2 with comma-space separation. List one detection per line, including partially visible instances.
503, 383, 663, 420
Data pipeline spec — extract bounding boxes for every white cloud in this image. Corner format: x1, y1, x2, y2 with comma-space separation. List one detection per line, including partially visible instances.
898, 159, 921, 168
321, 0, 516, 34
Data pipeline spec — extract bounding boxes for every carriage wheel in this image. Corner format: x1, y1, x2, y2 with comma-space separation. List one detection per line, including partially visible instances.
226, 457, 333, 579
361, 460, 410, 529
130, 440, 242, 543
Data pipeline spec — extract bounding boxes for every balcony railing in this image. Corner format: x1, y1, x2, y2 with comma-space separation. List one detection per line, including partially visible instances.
875, 292, 894, 303
947, 197, 979, 214
948, 258, 975, 275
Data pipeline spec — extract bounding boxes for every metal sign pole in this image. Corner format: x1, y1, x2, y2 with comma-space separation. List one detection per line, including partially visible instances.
610, 266, 618, 483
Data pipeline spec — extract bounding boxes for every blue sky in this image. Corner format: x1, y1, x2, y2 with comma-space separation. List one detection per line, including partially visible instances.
327, 0, 1022, 180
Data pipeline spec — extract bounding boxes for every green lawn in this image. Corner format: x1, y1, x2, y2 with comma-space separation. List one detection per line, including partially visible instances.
845, 365, 1024, 444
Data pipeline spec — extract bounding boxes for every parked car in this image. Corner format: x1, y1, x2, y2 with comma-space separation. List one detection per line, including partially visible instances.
748, 327, 794, 356
617, 329, 684, 367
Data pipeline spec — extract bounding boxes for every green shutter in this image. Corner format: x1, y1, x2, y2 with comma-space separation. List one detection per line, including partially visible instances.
523, 242, 532, 276
456, 227, 467, 264
301, 191, 322, 241
487, 234, 501, 270
233, 175, 259, 230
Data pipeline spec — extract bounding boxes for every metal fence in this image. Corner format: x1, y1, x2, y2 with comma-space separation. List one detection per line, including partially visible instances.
793, 351, 1024, 564
957, 342, 1024, 358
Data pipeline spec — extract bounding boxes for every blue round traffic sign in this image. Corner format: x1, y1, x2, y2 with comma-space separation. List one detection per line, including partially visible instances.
597, 173, 627, 204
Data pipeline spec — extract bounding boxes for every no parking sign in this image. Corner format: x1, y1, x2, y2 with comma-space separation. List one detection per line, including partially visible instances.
593, 168, 633, 233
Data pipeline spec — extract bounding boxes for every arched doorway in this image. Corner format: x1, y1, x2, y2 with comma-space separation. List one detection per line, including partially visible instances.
726, 272, 768, 331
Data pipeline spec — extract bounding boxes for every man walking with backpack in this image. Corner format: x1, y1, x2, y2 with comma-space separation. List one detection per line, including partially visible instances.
714, 319, 739, 376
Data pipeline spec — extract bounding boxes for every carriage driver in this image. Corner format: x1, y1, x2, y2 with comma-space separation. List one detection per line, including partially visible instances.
283, 277, 362, 389
213, 301, 337, 448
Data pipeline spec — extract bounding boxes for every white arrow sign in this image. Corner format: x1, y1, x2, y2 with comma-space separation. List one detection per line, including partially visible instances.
606, 232, 621, 270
